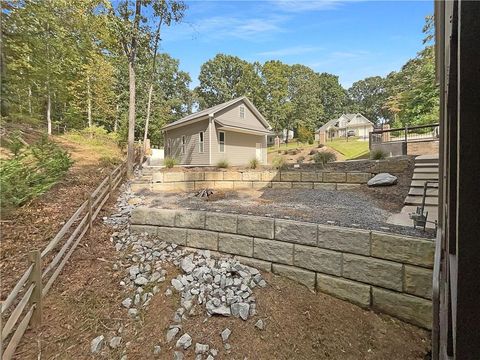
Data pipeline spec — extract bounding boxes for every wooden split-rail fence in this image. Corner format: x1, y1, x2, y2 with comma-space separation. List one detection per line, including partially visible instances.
0, 155, 138, 360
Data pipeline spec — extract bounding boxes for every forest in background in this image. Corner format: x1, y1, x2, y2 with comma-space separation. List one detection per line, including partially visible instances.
1, 1, 439, 148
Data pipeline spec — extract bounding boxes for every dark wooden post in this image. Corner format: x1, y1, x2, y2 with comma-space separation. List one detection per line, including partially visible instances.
28, 250, 42, 327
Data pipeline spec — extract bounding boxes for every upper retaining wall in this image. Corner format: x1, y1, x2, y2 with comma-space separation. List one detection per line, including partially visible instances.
134, 170, 372, 192
130, 207, 434, 329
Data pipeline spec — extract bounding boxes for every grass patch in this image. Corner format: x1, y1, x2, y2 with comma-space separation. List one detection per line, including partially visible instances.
267, 140, 308, 153
325, 138, 369, 160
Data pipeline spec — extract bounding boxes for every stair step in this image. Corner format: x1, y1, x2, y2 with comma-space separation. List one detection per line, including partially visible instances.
410, 180, 439, 188
412, 173, 439, 180
415, 155, 439, 164
408, 187, 439, 196
413, 168, 438, 173
415, 163, 439, 168
404, 196, 439, 206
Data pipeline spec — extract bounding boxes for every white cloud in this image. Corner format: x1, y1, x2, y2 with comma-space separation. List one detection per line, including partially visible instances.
270, 0, 350, 12
257, 45, 323, 57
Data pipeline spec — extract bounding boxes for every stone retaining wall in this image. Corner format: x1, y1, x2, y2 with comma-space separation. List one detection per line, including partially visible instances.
130, 207, 434, 329
134, 170, 372, 192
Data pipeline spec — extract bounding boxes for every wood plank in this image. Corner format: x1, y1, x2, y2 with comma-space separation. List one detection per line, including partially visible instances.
1, 284, 34, 341
2, 305, 34, 360
0, 265, 33, 315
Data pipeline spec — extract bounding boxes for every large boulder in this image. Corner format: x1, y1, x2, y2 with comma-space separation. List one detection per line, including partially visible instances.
368, 173, 398, 187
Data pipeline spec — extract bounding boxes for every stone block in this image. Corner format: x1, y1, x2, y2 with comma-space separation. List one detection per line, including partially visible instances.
316, 274, 371, 308
313, 183, 336, 190
205, 213, 237, 233
194, 181, 215, 190
173, 182, 195, 191
186, 229, 218, 250
242, 172, 261, 181
130, 183, 151, 193
163, 172, 185, 182
184, 172, 205, 181
218, 233, 253, 257
151, 183, 176, 192
274, 219, 317, 246
294, 245, 342, 276
346, 172, 371, 183
323, 172, 346, 183
292, 182, 313, 189
317, 225, 370, 255
130, 224, 157, 236
145, 208, 176, 226
130, 207, 147, 224
300, 172, 318, 182
204, 172, 224, 181
372, 287, 432, 329
271, 181, 292, 189
233, 181, 253, 190
151, 172, 164, 183
253, 238, 293, 265
342, 254, 403, 291
157, 227, 187, 246
280, 171, 301, 182
214, 181, 234, 190
261, 171, 280, 182
223, 172, 242, 181
272, 264, 315, 291
371, 232, 434, 267
404, 265, 433, 299
175, 211, 205, 229
237, 215, 274, 239
252, 181, 272, 190
336, 183, 361, 190
235, 256, 272, 272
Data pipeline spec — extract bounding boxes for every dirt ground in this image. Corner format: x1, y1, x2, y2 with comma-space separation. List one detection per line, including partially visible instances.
15, 198, 431, 360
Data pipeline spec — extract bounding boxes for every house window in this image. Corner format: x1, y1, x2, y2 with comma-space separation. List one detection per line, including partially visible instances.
181, 135, 186, 155
239, 106, 245, 119
199, 131, 204, 153
219, 131, 225, 153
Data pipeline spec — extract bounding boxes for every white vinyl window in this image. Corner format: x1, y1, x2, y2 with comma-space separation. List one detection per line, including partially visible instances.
239, 106, 245, 119
181, 135, 186, 155
199, 131, 204, 153
219, 131, 225, 153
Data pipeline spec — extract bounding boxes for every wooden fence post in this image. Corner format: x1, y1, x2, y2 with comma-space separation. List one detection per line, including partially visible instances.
87, 195, 93, 233
28, 250, 42, 327
404, 125, 408, 143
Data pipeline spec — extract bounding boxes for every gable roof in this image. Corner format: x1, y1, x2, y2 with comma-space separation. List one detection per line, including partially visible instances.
162, 96, 270, 132
316, 113, 373, 132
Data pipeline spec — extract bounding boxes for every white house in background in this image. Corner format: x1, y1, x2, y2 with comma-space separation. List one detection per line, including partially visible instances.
267, 129, 294, 146
315, 113, 374, 143
162, 97, 271, 166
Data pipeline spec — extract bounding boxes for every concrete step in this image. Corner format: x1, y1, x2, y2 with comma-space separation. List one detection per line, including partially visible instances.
415, 155, 439, 164
415, 163, 439, 168
408, 187, 439, 197
412, 173, 439, 180
404, 196, 439, 206
410, 180, 439, 188
413, 167, 438, 173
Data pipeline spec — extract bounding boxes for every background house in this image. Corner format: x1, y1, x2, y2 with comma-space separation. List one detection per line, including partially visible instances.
162, 97, 271, 166
315, 113, 374, 143
267, 129, 294, 146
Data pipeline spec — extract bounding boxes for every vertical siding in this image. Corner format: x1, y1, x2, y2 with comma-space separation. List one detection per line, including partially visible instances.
165, 119, 210, 165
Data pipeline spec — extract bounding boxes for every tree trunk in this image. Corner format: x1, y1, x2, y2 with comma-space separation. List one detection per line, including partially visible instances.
127, 61, 136, 178
47, 92, 52, 135
87, 75, 92, 128
114, 103, 119, 132
140, 83, 154, 170
28, 86, 32, 115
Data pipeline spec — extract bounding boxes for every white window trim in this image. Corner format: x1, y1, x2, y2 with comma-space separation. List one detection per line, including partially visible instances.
219, 131, 225, 153
199, 131, 204, 153
181, 135, 186, 155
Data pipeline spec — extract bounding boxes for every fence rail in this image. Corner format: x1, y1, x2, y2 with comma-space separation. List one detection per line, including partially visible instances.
0, 153, 137, 360
369, 123, 440, 149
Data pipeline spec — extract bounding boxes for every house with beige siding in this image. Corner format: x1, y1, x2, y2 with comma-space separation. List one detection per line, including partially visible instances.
315, 113, 374, 143
162, 97, 271, 166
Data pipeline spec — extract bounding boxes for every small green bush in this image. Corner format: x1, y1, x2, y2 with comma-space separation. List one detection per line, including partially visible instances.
164, 156, 178, 168
313, 151, 337, 166
248, 158, 260, 169
271, 156, 287, 170
216, 159, 229, 169
309, 149, 318, 155
0, 137, 73, 209
370, 149, 387, 160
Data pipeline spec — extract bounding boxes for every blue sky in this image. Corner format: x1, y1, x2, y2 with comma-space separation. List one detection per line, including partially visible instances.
160, 0, 433, 89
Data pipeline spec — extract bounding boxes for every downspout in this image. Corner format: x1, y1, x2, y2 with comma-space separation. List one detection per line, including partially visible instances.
209, 114, 214, 165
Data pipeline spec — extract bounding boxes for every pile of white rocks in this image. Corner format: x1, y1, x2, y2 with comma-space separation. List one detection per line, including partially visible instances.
92, 184, 267, 359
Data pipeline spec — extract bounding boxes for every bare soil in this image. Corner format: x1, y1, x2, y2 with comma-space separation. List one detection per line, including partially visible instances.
15, 200, 431, 360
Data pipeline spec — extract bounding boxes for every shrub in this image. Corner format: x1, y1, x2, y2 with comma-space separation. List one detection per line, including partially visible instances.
271, 156, 287, 170
313, 151, 337, 166
248, 158, 260, 169
317, 144, 324, 148
297, 156, 305, 164
216, 159, 229, 168
0, 137, 73, 209
297, 125, 314, 144
309, 149, 318, 155
164, 156, 178, 168
370, 149, 387, 160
